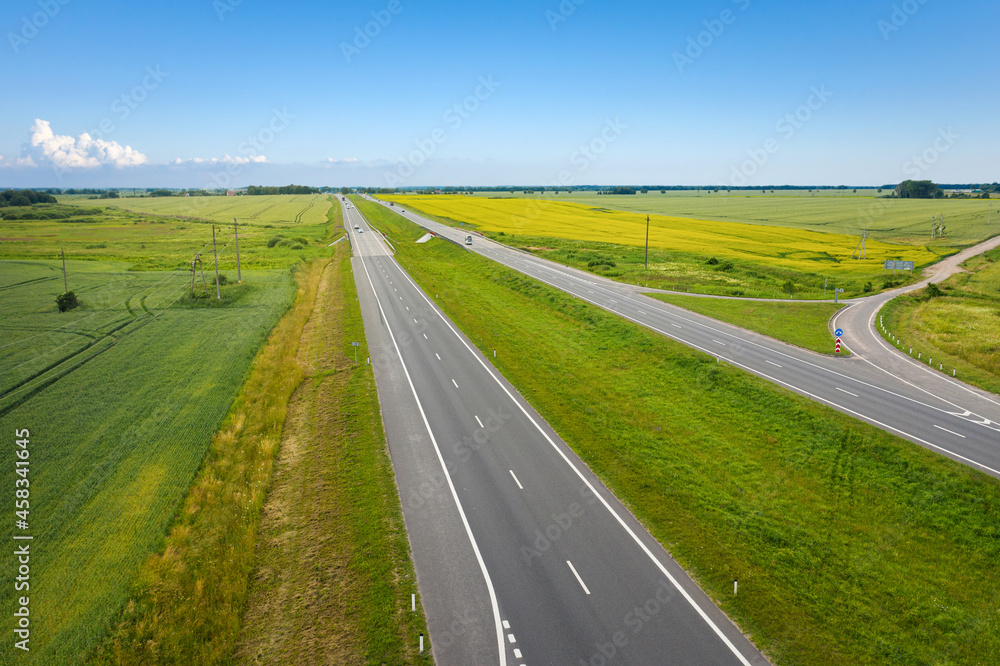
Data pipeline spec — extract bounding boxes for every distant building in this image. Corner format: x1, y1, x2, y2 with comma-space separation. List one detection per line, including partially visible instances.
226, 188, 248, 196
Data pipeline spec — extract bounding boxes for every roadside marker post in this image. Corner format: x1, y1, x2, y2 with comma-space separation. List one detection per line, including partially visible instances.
351, 341, 359, 365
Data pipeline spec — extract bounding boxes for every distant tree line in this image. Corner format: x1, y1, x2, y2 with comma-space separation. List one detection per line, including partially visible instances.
246, 185, 321, 195
894, 180, 944, 199
0, 189, 58, 207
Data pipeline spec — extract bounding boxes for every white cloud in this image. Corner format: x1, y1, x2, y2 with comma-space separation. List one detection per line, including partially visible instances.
27, 119, 147, 168
171, 154, 268, 166
325, 157, 360, 164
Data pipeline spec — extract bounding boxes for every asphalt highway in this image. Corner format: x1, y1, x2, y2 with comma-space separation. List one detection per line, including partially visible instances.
372, 198, 1000, 480
342, 200, 769, 666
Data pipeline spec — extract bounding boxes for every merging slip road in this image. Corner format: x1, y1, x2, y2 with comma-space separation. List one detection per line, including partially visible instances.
372, 197, 1000, 480
343, 202, 768, 666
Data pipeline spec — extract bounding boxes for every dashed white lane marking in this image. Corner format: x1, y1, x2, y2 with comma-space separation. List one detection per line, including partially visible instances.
406, 306, 410, 311
423, 333, 428, 339
509, 470, 523, 489
514, 648, 522, 659
934, 424, 966, 439
502, 620, 510, 629
765, 360, 782, 368
508, 633, 516, 643
435, 353, 441, 360
567, 560, 591, 595
836, 387, 859, 397
413, 318, 418, 323
452, 379, 459, 388
475, 415, 485, 428
712, 340, 727, 346
671, 323, 682, 329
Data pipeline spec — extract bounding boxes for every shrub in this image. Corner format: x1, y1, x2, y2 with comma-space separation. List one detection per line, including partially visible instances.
266, 236, 283, 248
706, 257, 720, 265
925, 282, 943, 298
863, 281, 874, 293
56, 291, 79, 312
715, 261, 734, 272
290, 243, 305, 250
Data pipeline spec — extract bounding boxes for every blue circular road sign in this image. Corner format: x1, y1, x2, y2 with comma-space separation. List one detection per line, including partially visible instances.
835, 328, 844, 337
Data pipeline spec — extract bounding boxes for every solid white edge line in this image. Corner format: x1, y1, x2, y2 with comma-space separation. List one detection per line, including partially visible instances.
392, 262, 756, 666
509, 470, 523, 489
356, 253, 507, 666
566, 560, 591, 595
933, 424, 967, 439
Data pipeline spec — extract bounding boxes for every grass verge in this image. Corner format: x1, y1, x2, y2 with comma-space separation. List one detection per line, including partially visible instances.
232, 241, 430, 664
353, 196, 1000, 666
878, 246, 1000, 395
649, 293, 847, 355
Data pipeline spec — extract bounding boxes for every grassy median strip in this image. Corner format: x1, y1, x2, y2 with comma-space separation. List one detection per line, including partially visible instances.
649, 294, 846, 355
232, 241, 430, 664
354, 196, 1000, 665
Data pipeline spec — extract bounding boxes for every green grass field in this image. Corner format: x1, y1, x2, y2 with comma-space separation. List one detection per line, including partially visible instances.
1, 199, 335, 271
0, 261, 296, 663
880, 246, 1000, 395
649, 294, 846, 355
61, 193, 331, 227
0, 199, 347, 662
353, 195, 1000, 665
478, 190, 1000, 247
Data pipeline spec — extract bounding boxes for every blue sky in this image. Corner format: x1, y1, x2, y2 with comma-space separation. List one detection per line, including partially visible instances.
1, 0, 996, 188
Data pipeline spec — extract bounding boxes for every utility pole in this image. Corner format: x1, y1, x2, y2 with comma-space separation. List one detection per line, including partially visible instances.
190, 258, 196, 297
212, 225, 221, 301
644, 215, 650, 270
60, 249, 68, 293
233, 217, 242, 284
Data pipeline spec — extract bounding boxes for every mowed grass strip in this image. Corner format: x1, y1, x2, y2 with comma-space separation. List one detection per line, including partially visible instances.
354, 197, 1000, 665
648, 294, 846, 355
232, 241, 430, 664
880, 246, 1000, 395
89, 257, 328, 664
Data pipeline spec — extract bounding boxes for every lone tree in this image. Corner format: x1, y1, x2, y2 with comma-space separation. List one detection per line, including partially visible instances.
895, 180, 943, 199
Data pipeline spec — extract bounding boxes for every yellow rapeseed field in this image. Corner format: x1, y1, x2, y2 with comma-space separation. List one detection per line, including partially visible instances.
386, 195, 940, 277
